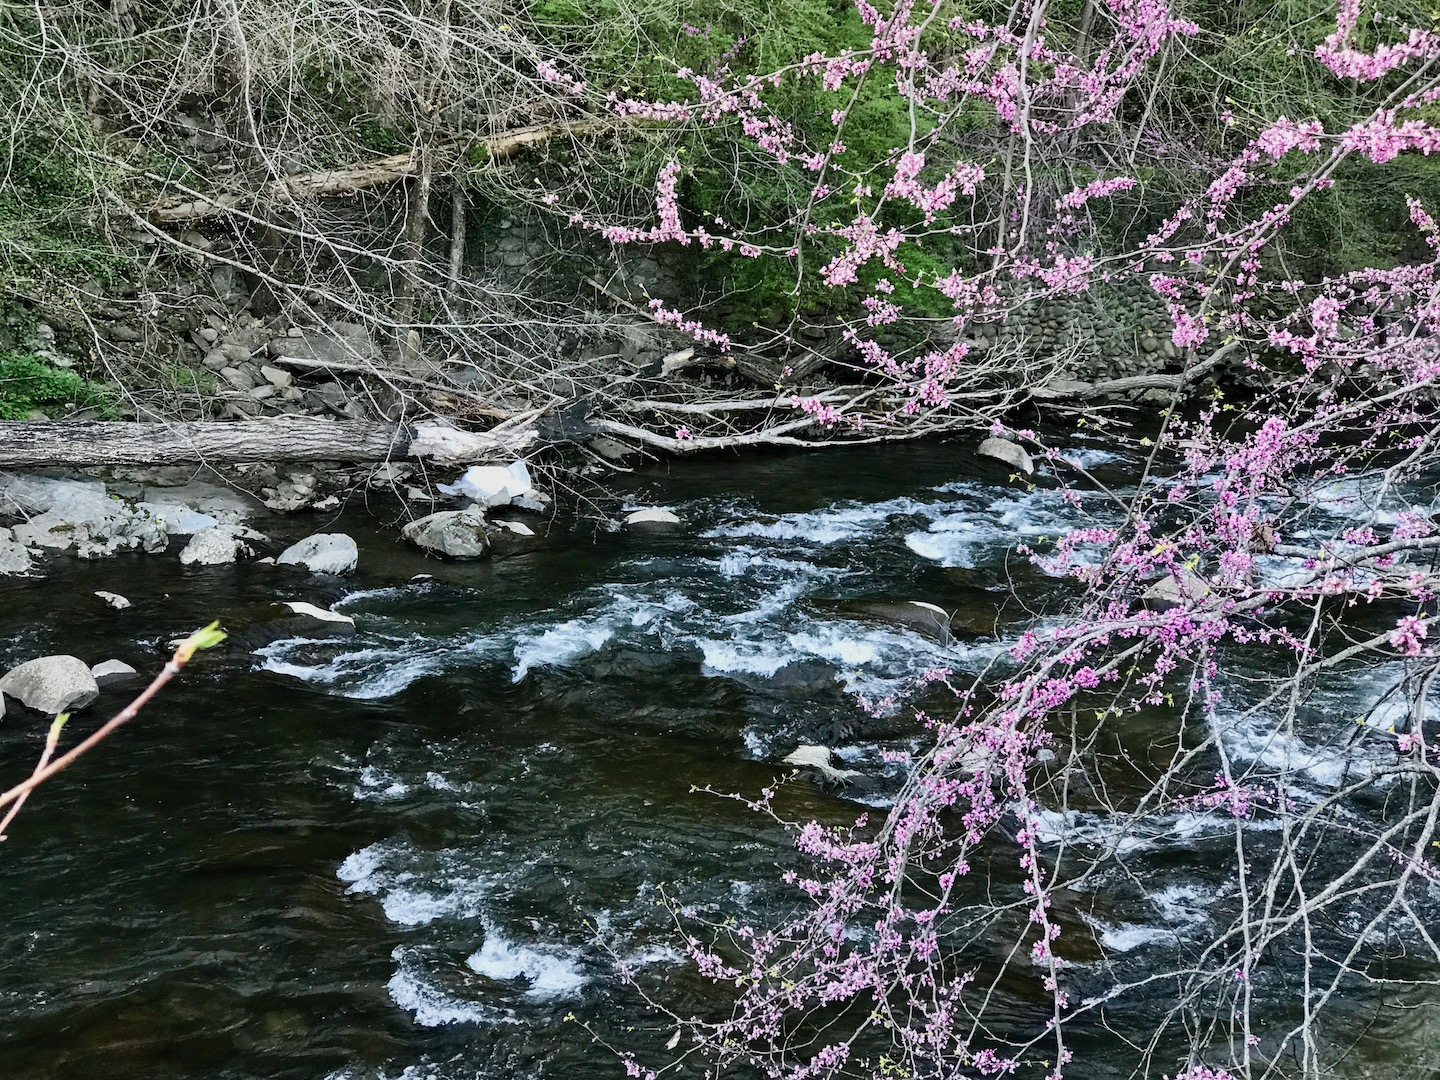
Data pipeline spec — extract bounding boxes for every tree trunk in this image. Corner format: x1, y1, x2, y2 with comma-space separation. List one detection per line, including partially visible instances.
146, 122, 612, 224
448, 182, 467, 287
0, 420, 413, 467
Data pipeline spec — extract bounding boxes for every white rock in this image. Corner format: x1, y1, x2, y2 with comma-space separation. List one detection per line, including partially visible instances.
90, 659, 139, 688
0, 655, 99, 714
312, 495, 340, 511
437, 461, 534, 509
495, 520, 535, 536
95, 590, 131, 610
624, 508, 682, 529
0, 527, 32, 575
179, 525, 253, 566
276, 532, 358, 574
781, 745, 858, 783
977, 436, 1034, 475
1, 475, 167, 557
401, 509, 491, 559
135, 502, 220, 536
260, 365, 292, 388
276, 601, 355, 626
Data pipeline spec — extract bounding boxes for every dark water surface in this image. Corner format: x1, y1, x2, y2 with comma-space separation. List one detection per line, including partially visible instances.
0, 441, 1434, 1079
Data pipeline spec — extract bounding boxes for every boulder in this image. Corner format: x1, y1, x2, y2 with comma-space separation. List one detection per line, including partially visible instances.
0, 655, 100, 714
90, 659, 139, 688
1142, 568, 1211, 610
624, 508, 682, 531
0, 474, 167, 557
95, 590, 131, 610
402, 509, 492, 559
781, 745, 858, 784
437, 461, 534, 509
0, 527, 32, 575
179, 525, 254, 566
977, 437, 1034, 475
276, 532, 358, 574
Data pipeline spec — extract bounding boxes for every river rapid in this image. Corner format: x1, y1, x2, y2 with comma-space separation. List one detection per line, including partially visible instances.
1, 438, 1436, 1080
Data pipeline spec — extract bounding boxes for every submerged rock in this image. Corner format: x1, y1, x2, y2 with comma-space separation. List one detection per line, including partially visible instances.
977, 436, 1034, 475
0, 655, 100, 714
402, 510, 492, 559
95, 590, 131, 610
624, 508, 682, 531
276, 533, 358, 574
221, 600, 358, 650
276, 601, 354, 626
90, 659, 140, 688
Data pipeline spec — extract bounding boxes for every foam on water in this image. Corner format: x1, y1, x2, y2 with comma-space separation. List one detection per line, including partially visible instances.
1095, 922, 1176, 953
466, 926, 588, 998
339, 842, 488, 926
258, 633, 504, 700
1031, 807, 1281, 856
702, 494, 939, 546
388, 946, 505, 1027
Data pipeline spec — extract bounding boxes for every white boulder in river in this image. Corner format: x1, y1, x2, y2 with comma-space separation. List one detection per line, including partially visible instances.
0, 655, 100, 714
623, 508, 682, 531
276, 533, 358, 574
179, 525, 255, 566
402, 509, 492, 559
977, 436, 1034, 475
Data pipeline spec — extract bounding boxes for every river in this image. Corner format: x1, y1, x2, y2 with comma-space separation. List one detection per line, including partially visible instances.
0, 438, 1435, 1079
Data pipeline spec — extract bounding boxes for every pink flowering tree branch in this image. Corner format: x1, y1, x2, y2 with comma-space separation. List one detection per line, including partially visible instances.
537, 2, 1440, 1078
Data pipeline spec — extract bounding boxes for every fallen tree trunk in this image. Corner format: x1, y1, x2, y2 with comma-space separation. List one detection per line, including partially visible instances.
148, 121, 610, 224
0, 419, 537, 468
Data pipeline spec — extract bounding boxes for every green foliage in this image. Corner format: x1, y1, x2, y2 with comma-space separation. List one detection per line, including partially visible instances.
0, 352, 116, 420
0, 129, 132, 287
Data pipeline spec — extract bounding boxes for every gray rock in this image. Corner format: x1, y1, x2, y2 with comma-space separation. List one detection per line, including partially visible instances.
588, 436, 640, 463
90, 659, 139, 688
220, 366, 257, 391
276, 532, 358, 574
0, 527, 32, 575
268, 326, 378, 366
260, 365, 292, 388
977, 437, 1034, 475
179, 525, 253, 566
0, 655, 100, 714
1142, 568, 1211, 610
1, 475, 167, 557
402, 509, 492, 559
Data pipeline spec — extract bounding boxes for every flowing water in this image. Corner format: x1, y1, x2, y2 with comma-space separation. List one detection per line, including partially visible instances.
1, 440, 1437, 1079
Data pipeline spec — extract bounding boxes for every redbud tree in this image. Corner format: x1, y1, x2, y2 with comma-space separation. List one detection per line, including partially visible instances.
544, 1, 1440, 1077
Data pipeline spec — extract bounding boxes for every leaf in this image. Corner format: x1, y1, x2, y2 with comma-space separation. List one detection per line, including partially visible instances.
174, 620, 228, 663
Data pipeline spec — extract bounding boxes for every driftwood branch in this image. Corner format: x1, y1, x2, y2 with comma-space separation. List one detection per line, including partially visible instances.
0, 419, 536, 467
147, 121, 610, 224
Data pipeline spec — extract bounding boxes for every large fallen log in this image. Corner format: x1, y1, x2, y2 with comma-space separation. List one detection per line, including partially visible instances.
148, 121, 609, 224
0, 419, 536, 468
